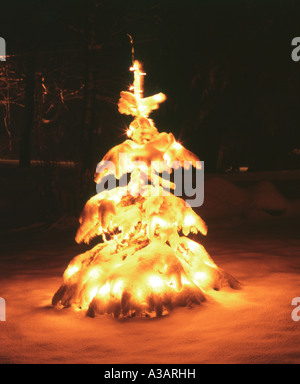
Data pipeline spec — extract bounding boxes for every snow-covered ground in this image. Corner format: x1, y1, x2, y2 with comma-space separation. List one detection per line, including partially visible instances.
0, 174, 300, 363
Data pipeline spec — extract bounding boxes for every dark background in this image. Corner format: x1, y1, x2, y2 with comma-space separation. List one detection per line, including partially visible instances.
1, 0, 300, 227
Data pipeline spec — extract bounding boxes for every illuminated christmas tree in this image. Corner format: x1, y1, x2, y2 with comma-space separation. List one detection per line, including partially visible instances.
52, 57, 238, 318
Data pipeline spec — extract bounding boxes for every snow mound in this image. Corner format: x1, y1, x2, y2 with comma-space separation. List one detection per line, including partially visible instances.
248, 181, 287, 217
197, 177, 248, 220
196, 177, 291, 224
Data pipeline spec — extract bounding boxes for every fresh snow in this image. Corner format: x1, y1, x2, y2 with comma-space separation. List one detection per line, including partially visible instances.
0, 176, 300, 363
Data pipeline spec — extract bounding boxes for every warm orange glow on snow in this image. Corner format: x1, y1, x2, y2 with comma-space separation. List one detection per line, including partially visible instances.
52, 60, 238, 318
64, 265, 79, 280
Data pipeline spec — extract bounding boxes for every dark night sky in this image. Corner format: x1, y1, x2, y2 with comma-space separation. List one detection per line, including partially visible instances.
1, 0, 300, 171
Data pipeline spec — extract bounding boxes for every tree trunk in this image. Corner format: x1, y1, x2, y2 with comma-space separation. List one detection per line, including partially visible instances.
19, 51, 36, 167
76, 4, 98, 211
81, 46, 96, 172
